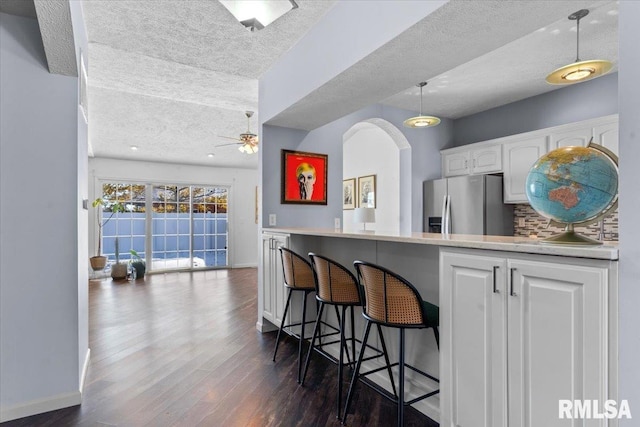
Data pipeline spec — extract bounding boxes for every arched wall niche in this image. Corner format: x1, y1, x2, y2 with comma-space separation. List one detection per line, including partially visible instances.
342, 118, 411, 234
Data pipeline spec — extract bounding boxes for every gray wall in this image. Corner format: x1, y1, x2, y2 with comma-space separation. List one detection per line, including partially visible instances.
453, 72, 618, 146
0, 11, 80, 418
261, 104, 452, 233
618, 2, 640, 424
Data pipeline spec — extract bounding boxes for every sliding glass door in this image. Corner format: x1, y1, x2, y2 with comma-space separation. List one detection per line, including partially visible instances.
100, 182, 229, 272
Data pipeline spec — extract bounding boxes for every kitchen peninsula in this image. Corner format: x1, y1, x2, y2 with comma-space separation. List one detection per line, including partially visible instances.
260, 228, 618, 425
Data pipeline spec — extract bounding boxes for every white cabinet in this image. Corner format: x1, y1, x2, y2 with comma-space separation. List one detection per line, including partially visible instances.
550, 115, 619, 156
441, 249, 613, 427
502, 136, 548, 203
550, 126, 592, 149
443, 151, 470, 177
442, 144, 502, 177
262, 232, 289, 327
593, 119, 619, 156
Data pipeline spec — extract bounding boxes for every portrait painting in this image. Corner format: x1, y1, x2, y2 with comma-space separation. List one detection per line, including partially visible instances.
281, 150, 328, 205
342, 178, 355, 210
358, 174, 376, 208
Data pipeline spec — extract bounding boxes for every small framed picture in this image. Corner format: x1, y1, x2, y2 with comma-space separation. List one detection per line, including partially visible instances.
342, 178, 356, 210
281, 149, 328, 205
358, 175, 376, 208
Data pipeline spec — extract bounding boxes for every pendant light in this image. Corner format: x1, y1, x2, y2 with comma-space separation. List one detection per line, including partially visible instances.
546, 9, 612, 85
403, 82, 440, 128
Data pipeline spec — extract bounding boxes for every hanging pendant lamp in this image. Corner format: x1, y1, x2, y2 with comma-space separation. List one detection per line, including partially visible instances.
546, 9, 612, 85
403, 82, 440, 128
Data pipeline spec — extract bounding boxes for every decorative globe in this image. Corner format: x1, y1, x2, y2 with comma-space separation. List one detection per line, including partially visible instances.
525, 145, 618, 244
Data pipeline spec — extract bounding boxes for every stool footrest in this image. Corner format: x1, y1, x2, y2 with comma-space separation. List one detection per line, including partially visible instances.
357, 362, 439, 404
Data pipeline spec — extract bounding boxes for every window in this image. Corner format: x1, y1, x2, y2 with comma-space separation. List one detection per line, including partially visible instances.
100, 182, 229, 271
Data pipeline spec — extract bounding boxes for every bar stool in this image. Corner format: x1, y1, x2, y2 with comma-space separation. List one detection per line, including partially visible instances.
301, 253, 386, 418
272, 247, 317, 383
342, 260, 440, 426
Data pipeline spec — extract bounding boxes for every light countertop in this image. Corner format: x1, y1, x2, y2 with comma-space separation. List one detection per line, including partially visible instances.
263, 227, 619, 261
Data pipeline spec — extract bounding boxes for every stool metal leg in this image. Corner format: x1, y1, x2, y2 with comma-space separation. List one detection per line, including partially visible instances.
433, 326, 440, 350
342, 320, 372, 424
377, 324, 397, 398
350, 305, 356, 364
301, 301, 325, 385
297, 290, 310, 383
337, 305, 347, 418
273, 288, 293, 362
398, 328, 405, 427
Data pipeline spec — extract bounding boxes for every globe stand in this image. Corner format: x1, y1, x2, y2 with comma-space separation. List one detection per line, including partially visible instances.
541, 223, 602, 246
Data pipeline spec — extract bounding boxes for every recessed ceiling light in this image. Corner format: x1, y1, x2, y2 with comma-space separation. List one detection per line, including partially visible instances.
207, 153, 215, 158
219, 0, 298, 32
130, 146, 138, 151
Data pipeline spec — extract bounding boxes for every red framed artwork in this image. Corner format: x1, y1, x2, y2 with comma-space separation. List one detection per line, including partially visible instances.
281, 149, 328, 205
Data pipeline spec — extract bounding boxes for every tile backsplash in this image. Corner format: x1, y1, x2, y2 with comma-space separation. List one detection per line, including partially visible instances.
513, 204, 618, 242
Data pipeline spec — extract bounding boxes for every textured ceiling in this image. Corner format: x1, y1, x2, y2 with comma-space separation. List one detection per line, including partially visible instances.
267, 0, 618, 130
33, 0, 77, 76
83, 0, 335, 168
0, 0, 37, 19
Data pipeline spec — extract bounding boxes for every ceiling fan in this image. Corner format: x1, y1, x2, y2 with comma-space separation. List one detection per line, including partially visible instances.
216, 111, 259, 154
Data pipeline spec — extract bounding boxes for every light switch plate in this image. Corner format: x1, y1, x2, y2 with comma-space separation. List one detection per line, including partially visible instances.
518, 218, 526, 227
334, 218, 341, 229
269, 214, 277, 226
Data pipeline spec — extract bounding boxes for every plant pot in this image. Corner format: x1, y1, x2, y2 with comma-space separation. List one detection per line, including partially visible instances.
111, 263, 128, 280
90, 256, 108, 271
131, 261, 146, 279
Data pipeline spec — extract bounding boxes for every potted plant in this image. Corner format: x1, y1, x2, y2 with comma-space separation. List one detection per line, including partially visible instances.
110, 236, 128, 280
129, 249, 146, 279
90, 197, 125, 271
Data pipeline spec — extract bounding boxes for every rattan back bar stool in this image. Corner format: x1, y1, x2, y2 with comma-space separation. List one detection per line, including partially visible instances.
272, 247, 317, 383
300, 253, 367, 418
342, 260, 440, 426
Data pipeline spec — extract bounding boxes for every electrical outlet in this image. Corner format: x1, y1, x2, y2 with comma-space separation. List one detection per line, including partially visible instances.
518, 218, 526, 227
269, 214, 276, 226
334, 218, 341, 229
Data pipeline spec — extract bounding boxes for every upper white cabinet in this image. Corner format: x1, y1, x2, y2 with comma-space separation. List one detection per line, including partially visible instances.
442, 143, 502, 177
442, 115, 619, 202
550, 126, 592, 149
593, 118, 619, 156
503, 136, 548, 203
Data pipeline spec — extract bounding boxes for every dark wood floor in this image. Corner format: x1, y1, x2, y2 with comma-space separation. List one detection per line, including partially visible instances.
3, 269, 438, 427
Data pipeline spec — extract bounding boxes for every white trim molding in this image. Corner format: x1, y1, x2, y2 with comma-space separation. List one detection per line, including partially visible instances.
0, 391, 81, 423
80, 348, 91, 397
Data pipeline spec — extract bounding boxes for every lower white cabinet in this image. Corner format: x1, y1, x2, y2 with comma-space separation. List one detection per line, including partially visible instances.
440, 248, 614, 427
262, 232, 289, 327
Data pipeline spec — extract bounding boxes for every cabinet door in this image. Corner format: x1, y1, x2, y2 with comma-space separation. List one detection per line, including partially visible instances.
261, 236, 275, 323
443, 151, 470, 177
507, 260, 608, 427
593, 120, 619, 157
550, 127, 592, 150
440, 251, 507, 427
272, 234, 289, 327
471, 144, 502, 174
503, 137, 548, 203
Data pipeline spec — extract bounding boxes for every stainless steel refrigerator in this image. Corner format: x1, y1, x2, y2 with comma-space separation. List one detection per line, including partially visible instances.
423, 175, 513, 236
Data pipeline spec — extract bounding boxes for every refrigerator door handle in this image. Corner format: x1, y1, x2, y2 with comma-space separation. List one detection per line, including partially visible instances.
445, 194, 451, 234
440, 194, 448, 235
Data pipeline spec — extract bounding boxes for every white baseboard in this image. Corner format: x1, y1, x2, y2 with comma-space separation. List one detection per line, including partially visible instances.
80, 348, 91, 397
0, 391, 81, 423
233, 262, 258, 268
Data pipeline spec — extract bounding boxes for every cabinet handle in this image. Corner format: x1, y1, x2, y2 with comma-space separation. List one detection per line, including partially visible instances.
509, 267, 517, 297
473, 158, 477, 167
492, 266, 499, 293
464, 159, 468, 168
